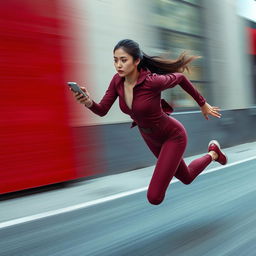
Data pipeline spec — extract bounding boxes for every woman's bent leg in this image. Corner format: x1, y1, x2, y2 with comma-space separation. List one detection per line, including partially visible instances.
175, 155, 212, 185
147, 138, 186, 205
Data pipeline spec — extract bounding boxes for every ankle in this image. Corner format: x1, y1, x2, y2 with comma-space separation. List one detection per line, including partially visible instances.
208, 151, 218, 161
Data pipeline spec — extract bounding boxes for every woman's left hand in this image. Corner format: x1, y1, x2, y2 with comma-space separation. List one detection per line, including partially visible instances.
200, 102, 222, 120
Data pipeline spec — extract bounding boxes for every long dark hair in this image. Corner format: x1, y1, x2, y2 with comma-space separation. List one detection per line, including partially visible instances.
113, 39, 199, 74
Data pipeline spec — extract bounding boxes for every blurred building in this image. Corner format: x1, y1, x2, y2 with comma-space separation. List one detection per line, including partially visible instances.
202, 0, 254, 110
236, 0, 256, 105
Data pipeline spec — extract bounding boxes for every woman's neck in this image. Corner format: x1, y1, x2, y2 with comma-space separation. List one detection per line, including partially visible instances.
124, 69, 140, 86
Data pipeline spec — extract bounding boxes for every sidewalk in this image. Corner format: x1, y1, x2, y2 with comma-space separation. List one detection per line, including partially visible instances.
1, 141, 256, 223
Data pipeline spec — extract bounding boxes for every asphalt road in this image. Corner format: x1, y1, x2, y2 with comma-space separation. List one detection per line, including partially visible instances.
0, 157, 256, 256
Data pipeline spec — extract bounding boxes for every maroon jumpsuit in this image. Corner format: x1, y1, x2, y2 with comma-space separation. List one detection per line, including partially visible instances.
88, 69, 212, 205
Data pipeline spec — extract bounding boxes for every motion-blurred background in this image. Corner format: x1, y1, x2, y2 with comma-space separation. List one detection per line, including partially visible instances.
0, 0, 255, 194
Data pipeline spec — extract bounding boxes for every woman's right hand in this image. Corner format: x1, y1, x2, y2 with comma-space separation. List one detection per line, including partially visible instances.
71, 86, 93, 108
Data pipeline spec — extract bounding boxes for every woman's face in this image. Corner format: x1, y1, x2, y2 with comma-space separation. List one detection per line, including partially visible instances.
114, 48, 140, 77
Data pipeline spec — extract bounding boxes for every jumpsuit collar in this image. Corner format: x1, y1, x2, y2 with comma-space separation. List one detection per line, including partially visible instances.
136, 68, 151, 85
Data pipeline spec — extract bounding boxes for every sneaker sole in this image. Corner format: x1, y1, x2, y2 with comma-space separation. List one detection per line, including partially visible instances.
208, 140, 221, 149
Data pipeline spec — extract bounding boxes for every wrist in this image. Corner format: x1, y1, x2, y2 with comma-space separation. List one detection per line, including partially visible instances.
200, 101, 207, 108
85, 100, 93, 108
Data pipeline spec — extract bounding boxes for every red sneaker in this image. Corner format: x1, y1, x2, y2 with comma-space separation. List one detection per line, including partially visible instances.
208, 140, 228, 165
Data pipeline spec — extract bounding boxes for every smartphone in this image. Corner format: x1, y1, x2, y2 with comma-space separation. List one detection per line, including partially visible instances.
67, 82, 88, 97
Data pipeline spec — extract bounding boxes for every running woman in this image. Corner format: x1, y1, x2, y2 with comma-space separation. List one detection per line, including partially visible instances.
70, 39, 227, 205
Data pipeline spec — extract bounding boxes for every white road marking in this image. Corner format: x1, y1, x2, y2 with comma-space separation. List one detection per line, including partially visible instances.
0, 156, 255, 229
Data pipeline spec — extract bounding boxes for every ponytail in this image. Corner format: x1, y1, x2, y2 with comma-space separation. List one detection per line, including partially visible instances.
138, 51, 200, 74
